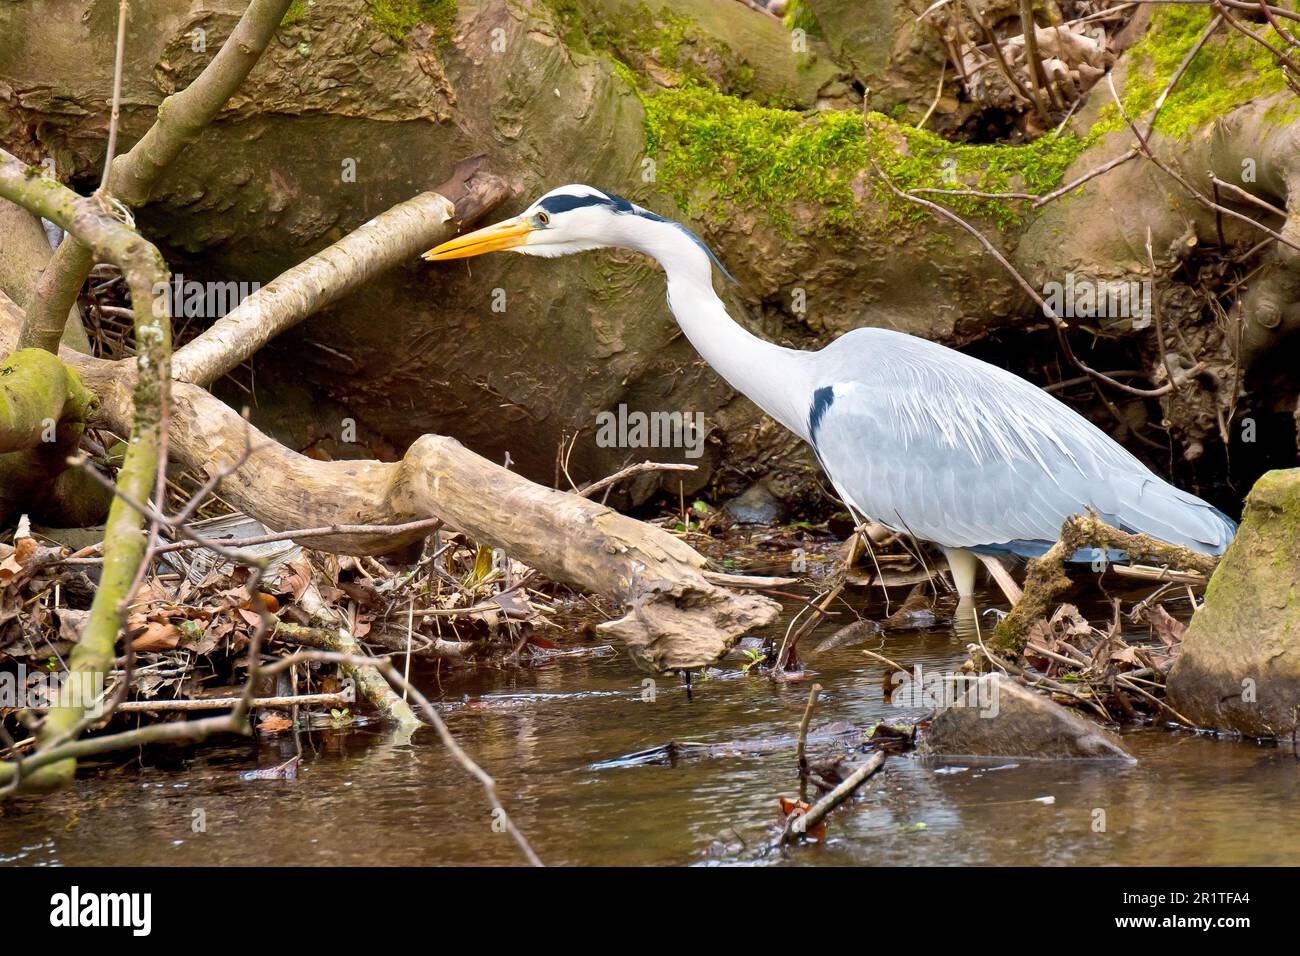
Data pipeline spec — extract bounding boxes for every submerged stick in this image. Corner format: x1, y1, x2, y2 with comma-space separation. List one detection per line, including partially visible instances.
779, 751, 887, 846
796, 683, 823, 804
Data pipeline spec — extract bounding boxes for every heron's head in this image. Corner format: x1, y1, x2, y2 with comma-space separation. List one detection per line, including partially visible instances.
422, 184, 733, 280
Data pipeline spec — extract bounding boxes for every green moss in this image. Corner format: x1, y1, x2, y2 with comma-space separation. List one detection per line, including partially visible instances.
281, 0, 309, 27
365, 0, 457, 43
783, 0, 822, 39
643, 84, 1092, 236
548, 2, 787, 103
1098, 5, 1299, 139
607, 7, 724, 87
547, 0, 595, 53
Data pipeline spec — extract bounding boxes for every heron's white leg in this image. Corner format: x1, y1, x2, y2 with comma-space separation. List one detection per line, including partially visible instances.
942, 547, 979, 600
943, 548, 982, 638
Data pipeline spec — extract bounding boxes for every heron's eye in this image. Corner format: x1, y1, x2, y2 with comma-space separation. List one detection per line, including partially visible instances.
535, 211, 550, 226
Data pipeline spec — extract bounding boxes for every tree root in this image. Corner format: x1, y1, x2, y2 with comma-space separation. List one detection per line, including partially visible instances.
990, 512, 1220, 658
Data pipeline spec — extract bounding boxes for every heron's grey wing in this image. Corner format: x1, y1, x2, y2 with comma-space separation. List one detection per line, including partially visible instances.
808, 329, 1234, 554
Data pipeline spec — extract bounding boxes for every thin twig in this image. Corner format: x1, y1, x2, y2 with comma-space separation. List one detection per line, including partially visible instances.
1143, 13, 1223, 140
796, 683, 823, 803
579, 461, 698, 500
97, 0, 130, 196
777, 751, 887, 847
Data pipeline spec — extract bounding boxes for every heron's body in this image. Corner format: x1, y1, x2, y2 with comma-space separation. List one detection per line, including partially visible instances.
425, 185, 1236, 597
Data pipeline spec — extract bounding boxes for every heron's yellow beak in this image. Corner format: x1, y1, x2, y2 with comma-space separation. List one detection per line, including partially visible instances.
421, 216, 533, 261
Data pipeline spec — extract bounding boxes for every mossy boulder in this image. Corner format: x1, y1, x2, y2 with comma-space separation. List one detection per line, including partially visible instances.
553, 0, 849, 108
801, 0, 973, 133
1167, 469, 1300, 738
644, 84, 1088, 345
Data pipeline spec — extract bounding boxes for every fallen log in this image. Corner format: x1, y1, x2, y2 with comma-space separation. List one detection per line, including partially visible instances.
0, 294, 779, 673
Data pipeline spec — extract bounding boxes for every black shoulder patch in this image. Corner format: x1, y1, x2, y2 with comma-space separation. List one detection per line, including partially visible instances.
808, 386, 835, 442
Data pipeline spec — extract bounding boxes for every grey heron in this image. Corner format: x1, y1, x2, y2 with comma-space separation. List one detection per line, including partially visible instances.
423, 185, 1236, 602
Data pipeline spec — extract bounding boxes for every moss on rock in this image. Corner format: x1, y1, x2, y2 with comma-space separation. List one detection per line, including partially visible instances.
0, 349, 99, 525
643, 83, 1091, 236
366, 0, 457, 42
1167, 468, 1300, 737
549, 0, 841, 108
1099, 5, 1299, 139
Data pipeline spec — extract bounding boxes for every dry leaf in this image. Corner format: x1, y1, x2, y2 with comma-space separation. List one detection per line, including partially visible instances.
1110, 645, 1142, 665
0, 554, 25, 583
133, 621, 180, 652
279, 560, 313, 602
236, 607, 264, 628
240, 592, 280, 614
14, 535, 37, 566
1148, 605, 1187, 647
256, 713, 293, 733
337, 579, 380, 608
778, 797, 827, 841
57, 609, 90, 644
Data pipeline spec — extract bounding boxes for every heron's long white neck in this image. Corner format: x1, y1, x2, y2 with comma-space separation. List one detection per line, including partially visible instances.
618, 217, 814, 441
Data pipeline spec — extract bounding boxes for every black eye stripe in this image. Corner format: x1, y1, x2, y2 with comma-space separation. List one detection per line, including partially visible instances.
534, 190, 736, 284
536, 193, 616, 215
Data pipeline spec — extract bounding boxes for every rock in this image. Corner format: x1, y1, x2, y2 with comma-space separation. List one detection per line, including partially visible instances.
803, 0, 978, 135
723, 480, 785, 525
880, 583, 937, 631
920, 674, 1133, 760
563, 0, 847, 108
723, 635, 769, 661
1167, 469, 1300, 738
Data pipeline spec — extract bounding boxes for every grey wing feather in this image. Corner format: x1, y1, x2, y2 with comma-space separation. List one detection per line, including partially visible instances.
809, 329, 1235, 555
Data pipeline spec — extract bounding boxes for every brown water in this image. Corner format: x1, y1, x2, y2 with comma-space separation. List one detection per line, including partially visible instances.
2, 587, 1298, 867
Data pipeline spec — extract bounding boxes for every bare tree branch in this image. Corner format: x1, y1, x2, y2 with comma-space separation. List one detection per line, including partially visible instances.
0, 147, 172, 788
18, 0, 294, 354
